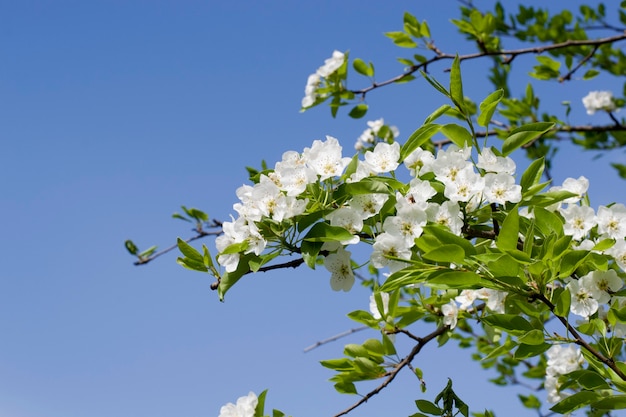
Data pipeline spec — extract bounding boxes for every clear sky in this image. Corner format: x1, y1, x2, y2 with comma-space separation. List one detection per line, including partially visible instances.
1, 1, 624, 417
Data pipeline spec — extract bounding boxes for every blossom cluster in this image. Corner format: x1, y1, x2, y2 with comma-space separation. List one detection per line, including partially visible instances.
582, 90, 617, 115
218, 391, 258, 417
544, 345, 584, 404
354, 118, 400, 150
301, 50, 345, 108
214, 132, 626, 412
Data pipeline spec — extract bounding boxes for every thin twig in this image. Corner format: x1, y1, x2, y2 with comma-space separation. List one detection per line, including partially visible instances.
134, 229, 221, 266
303, 326, 369, 353
333, 325, 448, 417
559, 44, 599, 82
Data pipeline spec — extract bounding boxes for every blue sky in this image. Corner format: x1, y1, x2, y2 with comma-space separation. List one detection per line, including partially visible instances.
1, 1, 624, 417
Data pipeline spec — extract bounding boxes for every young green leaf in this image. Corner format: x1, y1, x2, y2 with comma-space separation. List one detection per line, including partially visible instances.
502, 122, 554, 156
477, 89, 504, 127
449, 55, 465, 113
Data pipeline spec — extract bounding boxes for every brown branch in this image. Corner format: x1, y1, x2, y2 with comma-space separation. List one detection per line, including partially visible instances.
350, 33, 626, 96
303, 326, 369, 353
559, 44, 600, 82
536, 293, 626, 382
333, 325, 448, 417
209, 256, 308, 291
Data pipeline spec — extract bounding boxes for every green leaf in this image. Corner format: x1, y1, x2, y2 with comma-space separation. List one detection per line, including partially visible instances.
514, 342, 550, 359
303, 222, 355, 242
496, 208, 519, 251
550, 391, 603, 414
481, 314, 534, 334
449, 55, 465, 113
441, 124, 473, 148
272, 409, 285, 417
177, 238, 204, 263
566, 370, 612, 391
353, 58, 374, 77
423, 225, 476, 256
172, 213, 191, 222
384, 31, 417, 48
611, 163, 626, 179
502, 122, 554, 156
218, 253, 255, 300
554, 288, 571, 317
426, 271, 483, 289
592, 394, 626, 410
582, 69, 600, 80
254, 390, 268, 417
346, 310, 379, 328
138, 245, 157, 258
518, 394, 541, 410
348, 103, 368, 119
533, 207, 564, 237
176, 256, 208, 273
340, 177, 390, 196
415, 400, 442, 415
124, 239, 139, 256
423, 104, 452, 124
477, 89, 504, 127
517, 329, 544, 345
520, 157, 545, 193
333, 380, 358, 395
420, 70, 450, 97
559, 250, 589, 278
320, 358, 353, 371
400, 124, 442, 161
422, 244, 465, 264
593, 238, 615, 251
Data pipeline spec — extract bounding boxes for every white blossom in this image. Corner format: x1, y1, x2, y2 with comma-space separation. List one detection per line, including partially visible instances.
349, 193, 389, 219
561, 176, 590, 204
582, 90, 616, 115
483, 173, 522, 205
301, 73, 321, 108
607, 239, 626, 271
597, 203, 626, 240
403, 147, 435, 176
441, 301, 459, 329
303, 136, 351, 180
324, 246, 355, 291
316, 50, 345, 77
363, 141, 401, 173
560, 204, 596, 240
544, 345, 584, 404
426, 201, 464, 235
455, 290, 478, 310
355, 118, 399, 150
219, 391, 258, 417
382, 206, 427, 247
567, 278, 599, 318
582, 270, 622, 304
327, 207, 363, 245
443, 168, 484, 203
476, 147, 516, 174
371, 232, 412, 272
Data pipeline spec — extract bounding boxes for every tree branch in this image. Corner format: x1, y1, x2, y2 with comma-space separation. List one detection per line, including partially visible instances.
350, 33, 626, 97
332, 325, 448, 417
